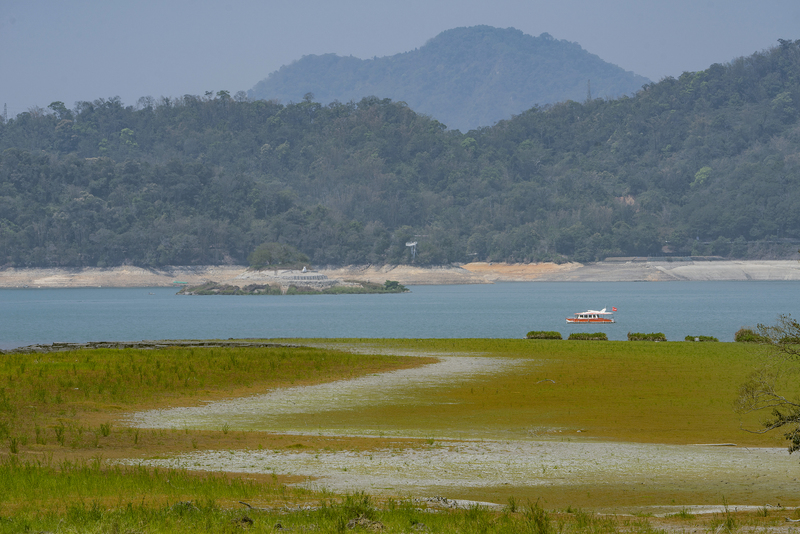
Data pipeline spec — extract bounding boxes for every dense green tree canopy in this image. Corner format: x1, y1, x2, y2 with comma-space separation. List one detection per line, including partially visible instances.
248, 242, 309, 270
0, 40, 799, 268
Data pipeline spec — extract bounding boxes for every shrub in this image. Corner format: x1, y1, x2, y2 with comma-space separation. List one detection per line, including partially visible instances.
382, 280, 408, 292
734, 327, 770, 343
241, 283, 282, 295
526, 331, 562, 340
248, 242, 309, 270
627, 332, 667, 341
684, 335, 719, 342
568, 332, 608, 340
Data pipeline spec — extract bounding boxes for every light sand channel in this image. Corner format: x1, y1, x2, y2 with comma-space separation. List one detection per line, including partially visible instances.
126, 354, 526, 436
120, 440, 797, 507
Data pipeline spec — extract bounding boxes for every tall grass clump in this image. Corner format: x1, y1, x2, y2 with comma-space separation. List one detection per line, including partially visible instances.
341, 492, 377, 520
669, 507, 695, 519
524, 500, 555, 534
710, 500, 738, 533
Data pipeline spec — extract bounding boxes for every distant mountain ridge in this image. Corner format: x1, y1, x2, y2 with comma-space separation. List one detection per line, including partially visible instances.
249, 26, 650, 131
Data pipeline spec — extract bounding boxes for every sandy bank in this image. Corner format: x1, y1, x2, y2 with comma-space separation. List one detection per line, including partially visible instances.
1, 259, 799, 288
124, 439, 796, 505
0, 265, 246, 288
500, 259, 800, 282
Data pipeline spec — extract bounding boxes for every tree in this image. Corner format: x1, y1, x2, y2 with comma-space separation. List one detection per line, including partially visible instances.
735, 314, 800, 453
47, 101, 72, 121
248, 242, 309, 270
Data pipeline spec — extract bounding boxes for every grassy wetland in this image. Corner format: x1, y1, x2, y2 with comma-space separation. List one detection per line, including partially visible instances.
1, 339, 799, 533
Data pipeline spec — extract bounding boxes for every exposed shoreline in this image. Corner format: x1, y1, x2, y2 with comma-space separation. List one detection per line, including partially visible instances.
1, 259, 799, 288
120, 348, 797, 513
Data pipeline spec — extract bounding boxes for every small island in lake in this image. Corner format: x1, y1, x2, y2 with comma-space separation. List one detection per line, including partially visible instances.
177, 270, 408, 295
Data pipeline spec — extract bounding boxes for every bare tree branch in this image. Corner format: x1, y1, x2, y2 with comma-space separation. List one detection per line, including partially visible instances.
736, 314, 800, 454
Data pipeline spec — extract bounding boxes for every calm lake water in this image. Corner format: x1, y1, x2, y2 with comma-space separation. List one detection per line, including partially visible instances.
1, 281, 799, 350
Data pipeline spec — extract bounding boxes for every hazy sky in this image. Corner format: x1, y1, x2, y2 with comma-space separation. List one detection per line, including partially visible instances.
1, 0, 799, 117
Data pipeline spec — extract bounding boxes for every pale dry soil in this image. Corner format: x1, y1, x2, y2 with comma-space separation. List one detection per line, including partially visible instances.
121, 349, 800, 515
3, 259, 800, 288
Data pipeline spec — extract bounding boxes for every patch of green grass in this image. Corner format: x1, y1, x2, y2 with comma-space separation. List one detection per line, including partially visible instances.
275, 338, 785, 446
709, 500, 738, 533
0, 344, 432, 456
668, 507, 695, 519
0, 461, 704, 534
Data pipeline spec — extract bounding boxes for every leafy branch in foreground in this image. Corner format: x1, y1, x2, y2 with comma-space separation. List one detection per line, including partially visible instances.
735, 314, 800, 453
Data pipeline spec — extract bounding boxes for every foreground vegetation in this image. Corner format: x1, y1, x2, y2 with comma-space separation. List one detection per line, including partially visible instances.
2, 41, 800, 267
0, 344, 430, 458
1, 461, 797, 534
1, 338, 790, 450
0, 338, 798, 530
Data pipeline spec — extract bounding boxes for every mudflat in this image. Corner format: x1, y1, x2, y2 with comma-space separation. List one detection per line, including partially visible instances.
1, 259, 800, 288
117, 339, 797, 512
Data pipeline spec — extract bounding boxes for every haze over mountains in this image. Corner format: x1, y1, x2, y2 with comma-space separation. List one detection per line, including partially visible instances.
249, 26, 650, 131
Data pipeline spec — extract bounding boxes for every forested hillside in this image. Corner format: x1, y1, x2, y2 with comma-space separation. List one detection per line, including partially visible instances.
0, 40, 799, 268
249, 26, 649, 131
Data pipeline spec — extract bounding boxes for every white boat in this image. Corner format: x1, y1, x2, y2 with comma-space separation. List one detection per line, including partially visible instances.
566, 308, 615, 324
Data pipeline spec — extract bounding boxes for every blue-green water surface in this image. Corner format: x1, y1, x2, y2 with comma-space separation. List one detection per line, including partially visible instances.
1, 281, 798, 349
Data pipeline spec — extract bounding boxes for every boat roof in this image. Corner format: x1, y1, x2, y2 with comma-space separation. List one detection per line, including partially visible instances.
575, 308, 612, 314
